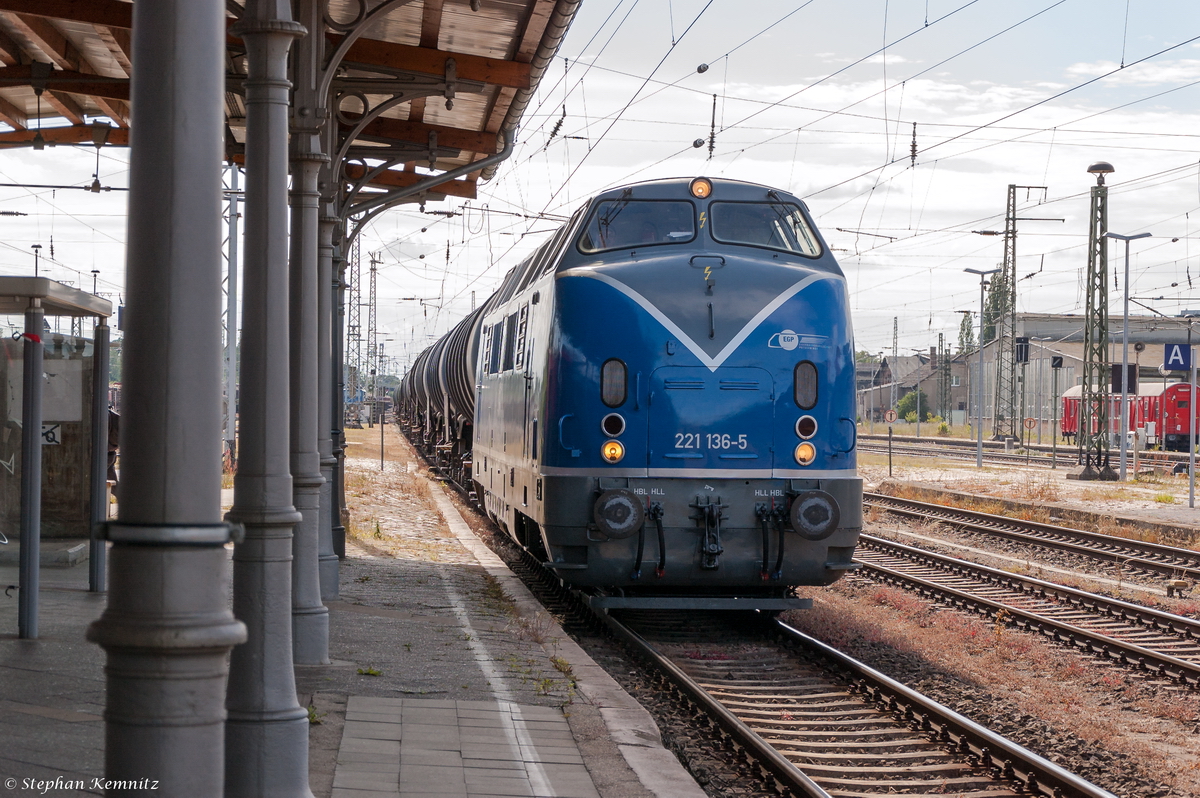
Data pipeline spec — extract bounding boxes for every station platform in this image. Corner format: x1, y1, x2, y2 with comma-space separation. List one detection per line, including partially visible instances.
0, 432, 706, 798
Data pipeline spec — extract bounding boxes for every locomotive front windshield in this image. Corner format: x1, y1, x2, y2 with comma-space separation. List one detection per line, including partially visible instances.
577, 200, 696, 253
710, 201, 822, 257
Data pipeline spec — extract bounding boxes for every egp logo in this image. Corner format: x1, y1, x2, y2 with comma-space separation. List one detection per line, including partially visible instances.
768, 329, 799, 351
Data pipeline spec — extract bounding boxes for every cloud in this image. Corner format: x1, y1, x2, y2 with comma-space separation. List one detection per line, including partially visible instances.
863, 53, 920, 66
1065, 59, 1200, 86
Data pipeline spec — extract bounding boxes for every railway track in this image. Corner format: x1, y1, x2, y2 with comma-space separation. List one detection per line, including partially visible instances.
856, 534, 1200, 689
859, 434, 1191, 470
864, 492, 1200, 583
608, 609, 1114, 798
858, 441, 1070, 467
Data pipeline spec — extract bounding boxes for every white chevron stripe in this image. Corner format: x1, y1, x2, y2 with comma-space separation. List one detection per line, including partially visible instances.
561, 267, 844, 371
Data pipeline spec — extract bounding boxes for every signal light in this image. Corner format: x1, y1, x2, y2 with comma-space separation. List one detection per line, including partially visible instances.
601, 440, 625, 463
690, 177, 712, 198
796, 415, 818, 439
794, 441, 816, 466
601, 413, 626, 437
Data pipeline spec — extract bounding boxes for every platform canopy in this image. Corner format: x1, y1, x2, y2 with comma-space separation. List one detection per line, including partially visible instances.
0, 0, 573, 205
0, 275, 111, 316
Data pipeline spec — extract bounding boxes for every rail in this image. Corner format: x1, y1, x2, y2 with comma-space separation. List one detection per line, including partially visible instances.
864, 492, 1200, 582
857, 534, 1200, 688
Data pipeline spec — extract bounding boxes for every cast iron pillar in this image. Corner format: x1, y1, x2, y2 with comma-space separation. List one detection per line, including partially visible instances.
224, 1, 314, 794
88, 317, 110, 593
331, 220, 348, 559
288, 0, 330, 664
86, 0, 246, 791
18, 299, 43, 638
318, 209, 341, 588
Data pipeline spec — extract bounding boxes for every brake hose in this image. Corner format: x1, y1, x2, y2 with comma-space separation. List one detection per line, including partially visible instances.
773, 509, 786, 580
651, 503, 666, 578
756, 505, 771, 580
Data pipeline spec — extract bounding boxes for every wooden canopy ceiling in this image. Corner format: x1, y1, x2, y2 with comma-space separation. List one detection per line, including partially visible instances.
0, 0, 572, 202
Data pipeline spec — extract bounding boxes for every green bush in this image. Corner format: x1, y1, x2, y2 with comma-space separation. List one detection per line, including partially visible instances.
895, 389, 933, 422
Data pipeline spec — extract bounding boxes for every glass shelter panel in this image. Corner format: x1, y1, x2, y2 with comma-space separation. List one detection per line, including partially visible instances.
1, 331, 98, 540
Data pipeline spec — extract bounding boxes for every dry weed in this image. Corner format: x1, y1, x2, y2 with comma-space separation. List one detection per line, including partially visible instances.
506, 613, 556, 644
1017, 473, 1060, 503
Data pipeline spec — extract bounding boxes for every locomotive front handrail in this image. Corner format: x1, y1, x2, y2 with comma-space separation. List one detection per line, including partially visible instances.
837, 417, 857, 453
558, 414, 581, 457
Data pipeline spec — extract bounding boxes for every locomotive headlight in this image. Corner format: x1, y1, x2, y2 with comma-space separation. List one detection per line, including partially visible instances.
601, 440, 625, 463
690, 177, 713, 198
794, 441, 816, 466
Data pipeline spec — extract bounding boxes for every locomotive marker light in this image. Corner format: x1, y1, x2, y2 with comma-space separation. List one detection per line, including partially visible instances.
594, 489, 644, 539
795, 415, 818, 439
789, 491, 840, 540
689, 177, 713, 198
601, 413, 626, 437
1104, 230, 1152, 480
794, 441, 817, 466
601, 439, 625, 463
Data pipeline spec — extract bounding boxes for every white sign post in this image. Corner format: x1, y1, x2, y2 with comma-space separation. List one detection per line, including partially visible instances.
1191, 353, 1197, 510
1165, 344, 1197, 508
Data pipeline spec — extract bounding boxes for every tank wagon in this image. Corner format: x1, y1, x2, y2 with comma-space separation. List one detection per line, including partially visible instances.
398, 177, 862, 609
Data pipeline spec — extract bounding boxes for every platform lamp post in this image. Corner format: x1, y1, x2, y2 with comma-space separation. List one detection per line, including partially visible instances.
1105, 231, 1152, 480
31, 243, 41, 276
965, 268, 1000, 467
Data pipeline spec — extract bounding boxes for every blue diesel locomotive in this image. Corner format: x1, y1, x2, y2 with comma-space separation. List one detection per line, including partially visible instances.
399, 177, 861, 609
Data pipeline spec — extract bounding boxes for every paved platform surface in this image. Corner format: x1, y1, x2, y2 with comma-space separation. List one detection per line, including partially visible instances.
336, 697, 598, 798
0, 431, 706, 797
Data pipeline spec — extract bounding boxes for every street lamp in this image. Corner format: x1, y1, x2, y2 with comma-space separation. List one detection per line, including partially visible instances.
30, 243, 41, 276
1105, 230, 1152, 480
966, 268, 1000, 467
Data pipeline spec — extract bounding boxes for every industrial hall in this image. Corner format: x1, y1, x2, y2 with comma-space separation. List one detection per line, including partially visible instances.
0, 1, 593, 796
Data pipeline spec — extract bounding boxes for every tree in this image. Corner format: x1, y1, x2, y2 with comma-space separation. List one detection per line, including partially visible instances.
855, 350, 879, 364
895, 388, 932, 422
957, 312, 976, 354
981, 267, 1011, 345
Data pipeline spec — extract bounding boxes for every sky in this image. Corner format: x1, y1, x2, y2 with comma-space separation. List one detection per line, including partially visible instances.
1, 0, 1199, 371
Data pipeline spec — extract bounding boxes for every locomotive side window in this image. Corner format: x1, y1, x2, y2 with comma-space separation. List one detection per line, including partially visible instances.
513, 305, 529, 370
710, 201, 822, 257
577, 200, 695, 253
487, 322, 503, 374
794, 361, 818, 409
601, 359, 627, 407
502, 313, 519, 371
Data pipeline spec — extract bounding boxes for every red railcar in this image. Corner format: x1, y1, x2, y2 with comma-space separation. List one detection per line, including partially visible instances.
1060, 382, 1200, 451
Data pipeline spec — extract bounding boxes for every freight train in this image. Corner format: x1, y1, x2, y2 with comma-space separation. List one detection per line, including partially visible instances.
398, 177, 861, 609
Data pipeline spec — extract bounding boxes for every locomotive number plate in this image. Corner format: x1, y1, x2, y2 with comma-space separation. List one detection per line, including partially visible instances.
674, 432, 749, 450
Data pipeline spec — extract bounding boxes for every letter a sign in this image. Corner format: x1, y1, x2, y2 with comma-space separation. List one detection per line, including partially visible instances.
1164, 343, 1192, 372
